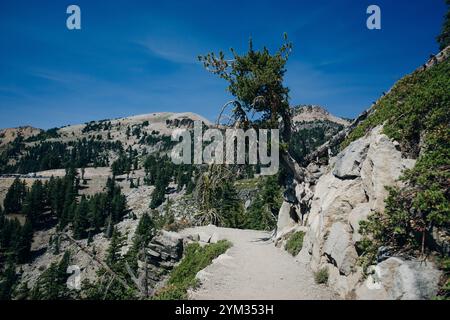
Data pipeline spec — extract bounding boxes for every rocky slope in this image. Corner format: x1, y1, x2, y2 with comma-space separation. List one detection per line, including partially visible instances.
0, 126, 42, 149
275, 47, 450, 300
276, 128, 442, 299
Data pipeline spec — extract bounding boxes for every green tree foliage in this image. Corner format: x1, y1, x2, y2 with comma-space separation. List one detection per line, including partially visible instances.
111, 146, 137, 176
437, 0, 450, 50
244, 175, 282, 230
199, 35, 293, 141
0, 138, 123, 174
106, 227, 125, 267
139, 133, 177, 151
133, 212, 156, 250
3, 178, 26, 214
289, 120, 345, 164
0, 135, 24, 173
0, 260, 18, 300
125, 212, 157, 273
2, 166, 128, 243
24, 128, 60, 142
0, 211, 34, 265
198, 35, 297, 230
73, 196, 90, 239
22, 180, 46, 224
144, 155, 195, 209
16, 219, 34, 263
30, 251, 73, 300
82, 120, 112, 133
83, 227, 138, 300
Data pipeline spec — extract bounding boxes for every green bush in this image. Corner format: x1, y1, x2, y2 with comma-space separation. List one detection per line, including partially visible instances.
314, 268, 329, 285
285, 231, 305, 256
153, 240, 232, 300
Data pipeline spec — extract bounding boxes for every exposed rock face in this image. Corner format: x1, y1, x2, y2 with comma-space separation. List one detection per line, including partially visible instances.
276, 201, 298, 239
277, 125, 442, 299
332, 139, 369, 179
147, 230, 183, 269
356, 258, 442, 300
323, 222, 358, 276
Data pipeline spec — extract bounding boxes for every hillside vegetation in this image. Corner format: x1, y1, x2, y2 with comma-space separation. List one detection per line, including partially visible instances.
342, 50, 450, 297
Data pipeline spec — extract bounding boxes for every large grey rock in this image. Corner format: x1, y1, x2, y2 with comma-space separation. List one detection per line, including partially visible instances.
209, 232, 222, 244
198, 232, 212, 243
323, 222, 358, 276
332, 139, 369, 179
276, 201, 298, 239
348, 203, 372, 243
357, 257, 442, 300
361, 126, 415, 213
327, 263, 363, 298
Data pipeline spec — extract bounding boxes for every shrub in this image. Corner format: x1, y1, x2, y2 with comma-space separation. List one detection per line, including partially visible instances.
285, 231, 305, 256
314, 268, 329, 285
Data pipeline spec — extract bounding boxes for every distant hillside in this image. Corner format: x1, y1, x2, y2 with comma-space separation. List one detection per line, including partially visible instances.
289, 105, 349, 163
0, 126, 42, 149
0, 112, 210, 175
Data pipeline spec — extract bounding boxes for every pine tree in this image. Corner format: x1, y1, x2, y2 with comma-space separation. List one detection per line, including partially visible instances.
16, 219, 34, 263
3, 178, 26, 214
133, 212, 155, 249
0, 260, 17, 300
218, 181, 245, 228
30, 251, 71, 300
106, 227, 125, 268
73, 196, 89, 239
22, 180, 45, 224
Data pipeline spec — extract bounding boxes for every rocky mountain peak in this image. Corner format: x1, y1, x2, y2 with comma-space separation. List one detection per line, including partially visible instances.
292, 105, 350, 126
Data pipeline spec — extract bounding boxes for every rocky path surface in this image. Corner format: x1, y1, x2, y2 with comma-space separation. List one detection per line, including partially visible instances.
180, 225, 338, 300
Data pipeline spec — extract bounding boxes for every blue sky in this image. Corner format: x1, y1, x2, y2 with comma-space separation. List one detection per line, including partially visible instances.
0, 0, 447, 129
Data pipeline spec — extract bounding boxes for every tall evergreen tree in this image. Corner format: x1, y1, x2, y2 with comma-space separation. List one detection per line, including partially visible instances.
3, 178, 26, 214
16, 219, 34, 263
0, 260, 17, 300
73, 196, 89, 239
106, 227, 125, 268
30, 251, 72, 300
22, 180, 45, 225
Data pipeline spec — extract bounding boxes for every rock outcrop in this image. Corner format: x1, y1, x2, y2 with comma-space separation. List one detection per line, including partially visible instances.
276, 126, 443, 299
355, 257, 442, 300
146, 230, 184, 269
